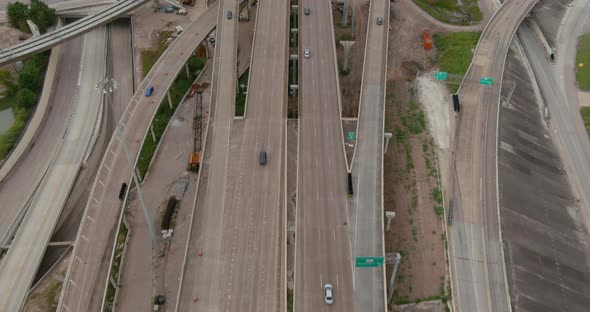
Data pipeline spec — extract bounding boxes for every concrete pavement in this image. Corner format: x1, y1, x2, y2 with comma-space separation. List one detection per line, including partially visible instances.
450, 1, 539, 311
0, 26, 106, 312
57, 4, 218, 311
176, 0, 287, 309
295, 0, 355, 311
349, 0, 389, 310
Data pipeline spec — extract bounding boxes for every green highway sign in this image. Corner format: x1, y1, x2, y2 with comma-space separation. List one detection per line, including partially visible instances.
348, 132, 355, 140
434, 71, 448, 81
479, 77, 494, 85
355, 256, 384, 267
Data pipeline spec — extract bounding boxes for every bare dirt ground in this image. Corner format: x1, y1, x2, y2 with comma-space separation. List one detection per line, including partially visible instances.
384, 1, 455, 308
22, 249, 71, 312
333, 1, 370, 117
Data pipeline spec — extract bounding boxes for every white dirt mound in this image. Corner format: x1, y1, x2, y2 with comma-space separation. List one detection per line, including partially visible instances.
416, 73, 456, 150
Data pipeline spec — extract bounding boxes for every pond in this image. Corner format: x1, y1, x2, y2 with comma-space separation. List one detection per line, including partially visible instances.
0, 107, 15, 136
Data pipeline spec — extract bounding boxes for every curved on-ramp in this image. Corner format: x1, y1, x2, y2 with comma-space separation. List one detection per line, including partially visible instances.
450, 0, 539, 311
57, 3, 218, 311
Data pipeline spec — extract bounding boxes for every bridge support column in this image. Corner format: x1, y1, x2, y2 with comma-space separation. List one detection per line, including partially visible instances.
340, 41, 355, 73
167, 90, 173, 108
384, 132, 392, 154
150, 123, 157, 142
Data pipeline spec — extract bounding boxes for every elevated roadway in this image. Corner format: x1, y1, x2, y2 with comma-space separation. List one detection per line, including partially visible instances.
350, 0, 389, 310
176, 0, 287, 310
0, 0, 116, 23
0, 26, 106, 312
0, 0, 149, 66
57, 3, 218, 311
450, 0, 539, 311
295, 0, 355, 310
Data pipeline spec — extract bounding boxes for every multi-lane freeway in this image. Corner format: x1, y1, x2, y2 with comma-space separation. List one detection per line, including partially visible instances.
57, 4, 218, 311
451, 0, 539, 311
0, 26, 106, 312
350, 0, 389, 310
295, 0, 355, 310
176, 0, 286, 309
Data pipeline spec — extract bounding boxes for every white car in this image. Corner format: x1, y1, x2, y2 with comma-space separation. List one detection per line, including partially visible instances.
324, 284, 333, 305
304, 48, 310, 58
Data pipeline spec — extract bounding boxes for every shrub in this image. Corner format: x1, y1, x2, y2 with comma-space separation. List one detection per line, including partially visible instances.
16, 88, 36, 110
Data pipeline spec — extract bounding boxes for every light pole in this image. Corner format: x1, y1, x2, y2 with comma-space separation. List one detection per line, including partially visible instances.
95, 78, 162, 255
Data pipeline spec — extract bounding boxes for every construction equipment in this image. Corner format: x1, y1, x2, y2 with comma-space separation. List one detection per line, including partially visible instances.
188, 83, 209, 171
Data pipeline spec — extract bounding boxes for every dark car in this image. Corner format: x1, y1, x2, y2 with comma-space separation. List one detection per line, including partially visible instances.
259, 151, 267, 165
145, 86, 154, 97
227, 10, 232, 19
304, 7, 311, 15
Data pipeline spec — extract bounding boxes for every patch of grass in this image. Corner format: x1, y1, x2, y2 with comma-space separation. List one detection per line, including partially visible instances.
287, 289, 294, 312
580, 107, 590, 136
576, 34, 590, 91
434, 205, 444, 217
433, 32, 481, 77
414, 0, 482, 25
104, 222, 129, 312
236, 68, 250, 116
141, 31, 173, 79
432, 187, 443, 204
29, 279, 61, 311
136, 57, 206, 179
401, 111, 426, 135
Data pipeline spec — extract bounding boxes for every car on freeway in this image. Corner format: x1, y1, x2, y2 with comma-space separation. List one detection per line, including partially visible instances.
324, 284, 333, 304
145, 86, 154, 97
304, 48, 310, 58
376, 16, 383, 25
227, 10, 232, 19
304, 7, 311, 15
259, 151, 267, 166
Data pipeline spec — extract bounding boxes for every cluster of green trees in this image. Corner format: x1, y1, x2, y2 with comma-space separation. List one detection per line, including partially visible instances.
7, 0, 56, 34
0, 53, 48, 159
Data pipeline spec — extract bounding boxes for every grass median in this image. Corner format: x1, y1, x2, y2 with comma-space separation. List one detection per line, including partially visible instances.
235, 68, 249, 117
136, 57, 206, 180
433, 32, 480, 92
576, 34, 590, 91
414, 0, 482, 25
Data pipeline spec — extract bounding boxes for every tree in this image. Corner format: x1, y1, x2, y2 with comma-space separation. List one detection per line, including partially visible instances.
28, 0, 56, 33
6, 2, 29, 32
16, 88, 37, 110
0, 70, 17, 96
18, 64, 40, 91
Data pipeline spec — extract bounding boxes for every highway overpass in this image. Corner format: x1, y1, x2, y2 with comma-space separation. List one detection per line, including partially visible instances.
0, 0, 116, 23
450, 0, 539, 311
57, 3, 218, 311
0, 0, 150, 66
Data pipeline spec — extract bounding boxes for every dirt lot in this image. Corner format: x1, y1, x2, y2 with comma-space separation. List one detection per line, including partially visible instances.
22, 249, 71, 312
384, 1, 456, 308
333, 0, 370, 117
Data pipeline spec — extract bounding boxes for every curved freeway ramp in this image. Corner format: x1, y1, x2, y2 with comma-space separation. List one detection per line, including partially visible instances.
56, 3, 218, 311
451, 0, 539, 311
0, 0, 149, 66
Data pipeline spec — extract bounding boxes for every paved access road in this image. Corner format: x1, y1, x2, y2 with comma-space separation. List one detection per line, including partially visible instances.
0, 27, 106, 312
57, 4, 218, 311
450, 1, 539, 311
177, 0, 286, 310
295, 0, 355, 311
350, 0, 389, 310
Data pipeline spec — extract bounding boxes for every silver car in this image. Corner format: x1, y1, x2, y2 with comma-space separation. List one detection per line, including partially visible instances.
324, 284, 333, 305
304, 48, 310, 58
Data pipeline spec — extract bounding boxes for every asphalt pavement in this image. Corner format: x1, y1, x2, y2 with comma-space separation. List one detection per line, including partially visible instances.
176, 0, 287, 310
295, 0, 355, 311
450, 1, 539, 312
57, 5, 217, 311
349, 0, 389, 310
